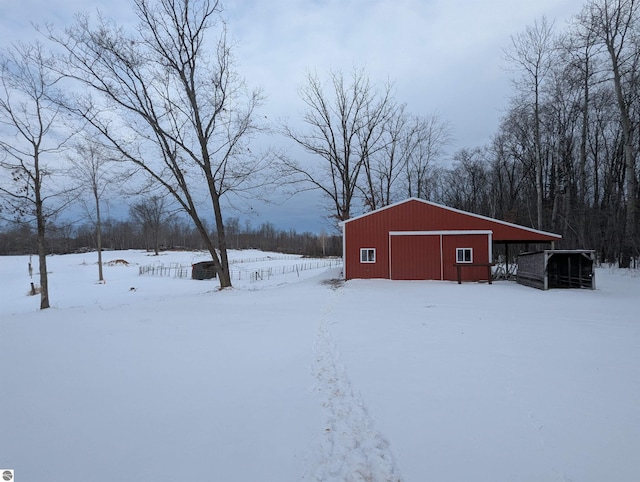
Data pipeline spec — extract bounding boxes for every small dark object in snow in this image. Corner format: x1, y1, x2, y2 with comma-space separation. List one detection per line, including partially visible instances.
322, 278, 344, 290
107, 259, 130, 266
129, 287, 136, 291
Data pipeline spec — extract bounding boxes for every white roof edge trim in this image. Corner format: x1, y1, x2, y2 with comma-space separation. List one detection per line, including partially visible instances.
389, 230, 493, 236
340, 197, 562, 239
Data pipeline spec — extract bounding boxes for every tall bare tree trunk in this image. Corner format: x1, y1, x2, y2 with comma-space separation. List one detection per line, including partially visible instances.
594, 0, 639, 260
534, 84, 544, 230
212, 195, 232, 288
579, 60, 590, 247
609, 54, 637, 252
505, 16, 556, 231
95, 185, 104, 282
35, 157, 50, 309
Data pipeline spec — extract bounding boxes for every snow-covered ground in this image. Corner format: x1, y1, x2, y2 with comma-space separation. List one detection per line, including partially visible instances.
1, 250, 639, 482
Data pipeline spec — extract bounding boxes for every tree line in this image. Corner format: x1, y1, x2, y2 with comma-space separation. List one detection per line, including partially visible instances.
0, 210, 341, 258
1, 0, 639, 309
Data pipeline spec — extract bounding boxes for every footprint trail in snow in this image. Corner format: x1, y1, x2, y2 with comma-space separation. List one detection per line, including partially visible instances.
307, 287, 402, 482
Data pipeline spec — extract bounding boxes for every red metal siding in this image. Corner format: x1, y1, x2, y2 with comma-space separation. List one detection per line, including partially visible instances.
343, 199, 560, 281
442, 234, 490, 281
346, 199, 560, 240
344, 221, 390, 279
390, 235, 441, 280
388, 233, 489, 281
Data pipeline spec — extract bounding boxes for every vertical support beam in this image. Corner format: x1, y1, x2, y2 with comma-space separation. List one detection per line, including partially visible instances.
544, 250, 549, 290
388, 233, 392, 280
342, 223, 347, 280
578, 255, 583, 288
487, 233, 493, 282
505, 243, 510, 277
439, 234, 444, 281
488, 232, 493, 264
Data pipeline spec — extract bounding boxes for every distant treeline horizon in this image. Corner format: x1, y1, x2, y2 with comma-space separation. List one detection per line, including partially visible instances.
0, 215, 342, 258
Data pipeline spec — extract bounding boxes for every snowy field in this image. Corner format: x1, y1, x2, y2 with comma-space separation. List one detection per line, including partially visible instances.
1, 249, 639, 482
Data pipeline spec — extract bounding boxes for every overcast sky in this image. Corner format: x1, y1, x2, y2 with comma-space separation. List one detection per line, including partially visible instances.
0, 0, 584, 233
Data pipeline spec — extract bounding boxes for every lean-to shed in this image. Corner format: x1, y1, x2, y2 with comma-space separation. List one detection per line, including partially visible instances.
340, 198, 562, 282
517, 250, 596, 290
192, 261, 217, 280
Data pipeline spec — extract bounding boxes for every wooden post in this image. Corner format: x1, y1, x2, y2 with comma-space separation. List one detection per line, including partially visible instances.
578, 256, 583, 288
505, 243, 509, 278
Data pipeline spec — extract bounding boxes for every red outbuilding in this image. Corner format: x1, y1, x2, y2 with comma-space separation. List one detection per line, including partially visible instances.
340, 198, 562, 282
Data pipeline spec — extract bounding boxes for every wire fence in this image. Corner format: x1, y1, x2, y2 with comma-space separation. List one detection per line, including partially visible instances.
231, 258, 343, 282
231, 255, 299, 264
138, 263, 191, 278
139, 257, 343, 282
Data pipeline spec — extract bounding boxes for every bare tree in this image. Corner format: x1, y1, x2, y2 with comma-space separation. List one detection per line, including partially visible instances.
561, 17, 603, 248
67, 136, 123, 281
442, 148, 492, 214
505, 15, 557, 230
359, 103, 404, 211
404, 114, 451, 201
47, 0, 267, 288
129, 195, 171, 255
281, 68, 395, 223
581, 0, 640, 262
0, 42, 73, 309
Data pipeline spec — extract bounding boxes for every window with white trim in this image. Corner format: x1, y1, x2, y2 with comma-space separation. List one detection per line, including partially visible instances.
456, 248, 473, 263
360, 248, 376, 263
